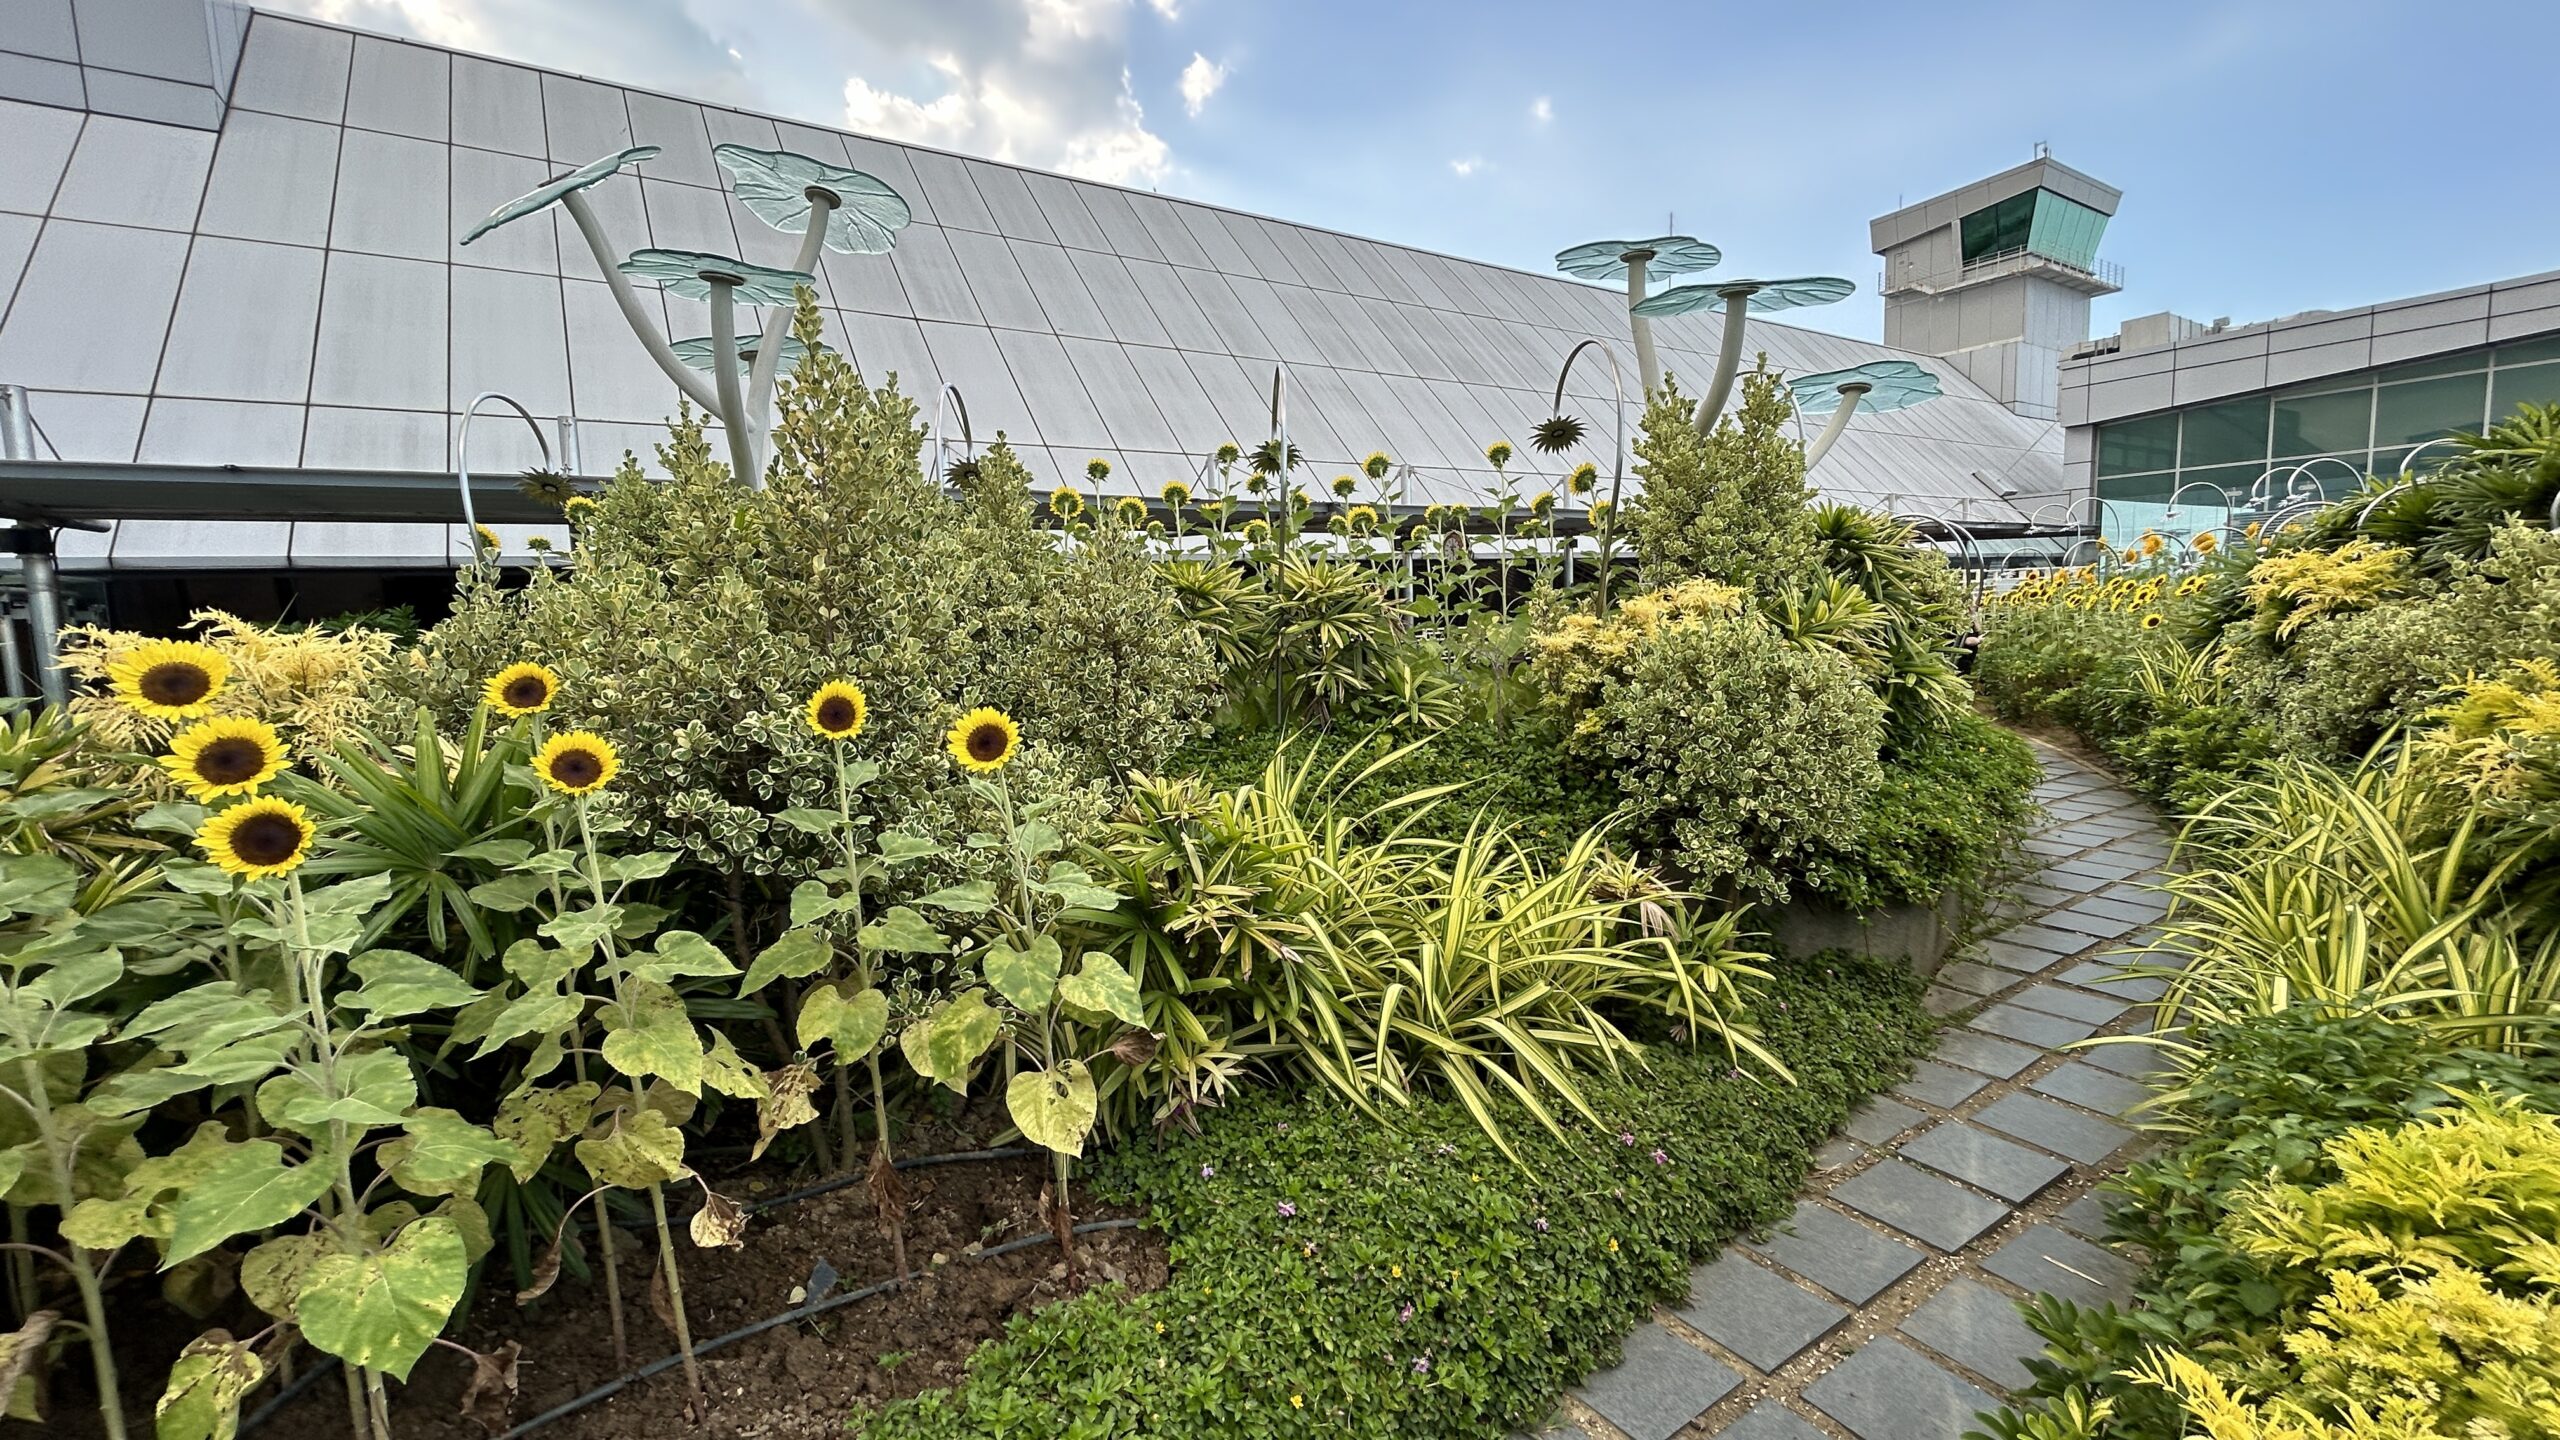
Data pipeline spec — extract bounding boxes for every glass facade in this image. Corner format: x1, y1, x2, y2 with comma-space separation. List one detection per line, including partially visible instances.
1959, 188, 2110, 272
2090, 336, 2560, 543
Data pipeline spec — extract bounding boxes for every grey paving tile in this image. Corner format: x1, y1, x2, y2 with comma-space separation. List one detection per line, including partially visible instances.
1969, 1003, 2100, 1048
1932, 960, 2013, 997
2094, 883, 2171, 918
1973, 1092, 2134, 1165
2021, 835, 2078, 859
2001, 923, 2099, 956
1899, 1122, 2071, 1203
1893, 1060, 1992, 1109
1512, 1424, 1592, 1440
1575, 1320, 1745, 1440
2059, 895, 2162, 926
2028, 1062, 2151, 1118
1981, 1225, 2142, 1307
1674, 1254, 1849, 1371
2006, 984, 2131, 1026
1975, 939, 2063, 974
1804, 1337, 2001, 1440
1831, 1159, 2012, 1252
1925, 985, 1978, 1018
2079, 1038, 2172, 1079
1899, 1277, 2043, 1390
1741, 1201, 1925, 1304
2008, 882, 2078, 909
2038, 906, 2140, 940
1714, 1401, 1831, 1440
1813, 1136, 1867, 1171
2053, 1190, 2121, 1240
2056, 961, 2168, 1002
1844, 1097, 1925, 1146
2048, 856, 2148, 886
1931, 1029, 2042, 1079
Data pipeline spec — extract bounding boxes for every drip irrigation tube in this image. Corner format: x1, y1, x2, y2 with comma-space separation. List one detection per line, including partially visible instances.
234, 1144, 1050, 1436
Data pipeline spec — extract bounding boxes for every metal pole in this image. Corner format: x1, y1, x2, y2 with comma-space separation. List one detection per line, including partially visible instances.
1, 386, 67, 708
0, 595, 23, 699
556, 415, 583, 476
456, 392, 553, 570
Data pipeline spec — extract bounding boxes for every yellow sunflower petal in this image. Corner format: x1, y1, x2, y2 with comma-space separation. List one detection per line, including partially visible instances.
198, 796, 314, 881
806, 680, 868, 741
946, 707, 1019, 774
535, 731, 620, 796
106, 640, 230, 720
162, 716, 289, 801
483, 662, 560, 717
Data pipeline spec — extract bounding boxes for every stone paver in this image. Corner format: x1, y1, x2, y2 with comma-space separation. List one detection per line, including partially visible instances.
1563, 745, 2167, 1440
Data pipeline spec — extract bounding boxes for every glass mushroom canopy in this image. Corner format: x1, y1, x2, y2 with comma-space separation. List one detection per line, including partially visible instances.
671, 335, 829, 376
1628, 275, 1857, 434
458, 145, 659, 246
714, 144, 912, 254
1788, 359, 1942, 415
1553, 234, 1722, 395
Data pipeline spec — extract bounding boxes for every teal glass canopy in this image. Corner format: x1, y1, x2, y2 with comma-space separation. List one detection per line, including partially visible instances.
1553, 235, 1722, 282
618, 249, 814, 305
1958, 188, 2109, 271
671, 334, 828, 375
1630, 276, 1854, 317
713, 144, 912, 254
460, 145, 660, 246
1789, 360, 1941, 415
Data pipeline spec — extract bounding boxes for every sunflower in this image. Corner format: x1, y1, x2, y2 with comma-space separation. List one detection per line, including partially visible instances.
563, 495, 597, 522
1530, 414, 1585, 455
475, 524, 503, 553
1484, 439, 1514, 469
1085, 457, 1112, 484
1241, 518, 1271, 543
162, 717, 288, 801
483, 662, 560, 717
199, 796, 314, 881
947, 707, 1019, 773
1590, 498, 1614, 519
107, 640, 230, 720
1529, 490, 1556, 518
1567, 462, 1599, 497
1213, 441, 1241, 468
2194, 531, 2219, 555
2141, 612, 2166, 630
1347, 504, 1380, 533
1161, 480, 1192, 508
1331, 473, 1358, 498
806, 680, 867, 741
1362, 452, 1393, 481
535, 731, 620, 796
2244, 522, 2263, 540
2141, 532, 2164, 557
1048, 485, 1084, 519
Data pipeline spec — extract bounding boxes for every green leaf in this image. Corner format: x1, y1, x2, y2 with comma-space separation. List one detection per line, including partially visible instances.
775, 807, 842, 835
465, 873, 549, 914
1031, 860, 1121, 911
982, 934, 1062, 1012
383, 1109, 515, 1196
500, 937, 579, 988
26, 949, 121, 1005
788, 879, 841, 927
155, 1331, 266, 1440
900, 991, 998, 1093
598, 983, 705, 1095
796, 983, 889, 1060
1014, 820, 1065, 860
840, 759, 881, 791
61, 1193, 158, 1250
303, 871, 395, 918
131, 800, 205, 836
913, 880, 997, 914
1058, 952, 1146, 1027
162, 1140, 336, 1267
298, 1216, 468, 1382
449, 837, 533, 866
157, 857, 235, 895
121, 982, 288, 1050
857, 905, 947, 955
574, 1107, 688, 1188
491, 1082, 601, 1184
254, 1049, 417, 1136
618, 929, 738, 985
540, 903, 624, 958
877, 833, 942, 867
701, 1031, 766, 1099
346, 949, 482, 1018
240, 1233, 328, 1320
739, 927, 831, 998
85, 1065, 212, 1118
0, 853, 77, 917
1004, 1060, 1097, 1157
604, 851, 676, 883
472, 991, 584, 1058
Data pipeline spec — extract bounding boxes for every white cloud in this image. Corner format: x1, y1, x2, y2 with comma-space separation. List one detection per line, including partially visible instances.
1146, 0, 1180, 16
1531, 96, 1552, 123
1449, 156, 1482, 177
1179, 52, 1226, 117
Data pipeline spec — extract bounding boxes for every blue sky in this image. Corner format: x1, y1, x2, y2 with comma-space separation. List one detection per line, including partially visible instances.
288, 0, 2560, 343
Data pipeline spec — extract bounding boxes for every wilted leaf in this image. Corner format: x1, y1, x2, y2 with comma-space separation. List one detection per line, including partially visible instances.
1005, 1060, 1097, 1157
1058, 952, 1146, 1027
383, 1109, 516, 1196
1106, 1029, 1162, 1068
701, 1031, 767, 1100
298, 1217, 468, 1382
575, 1107, 687, 1189
458, 1340, 522, 1437
0, 1311, 55, 1425
435, 1196, 495, 1265
689, 1190, 748, 1250
796, 982, 889, 1061
492, 1081, 600, 1183
154, 1330, 264, 1440
241, 1233, 327, 1321
982, 934, 1061, 1012
900, 991, 998, 1093
753, 1063, 820, 1162
598, 983, 705, 1095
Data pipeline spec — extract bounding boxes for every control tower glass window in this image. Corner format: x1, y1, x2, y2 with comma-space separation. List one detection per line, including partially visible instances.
1959, 189, 2109, 272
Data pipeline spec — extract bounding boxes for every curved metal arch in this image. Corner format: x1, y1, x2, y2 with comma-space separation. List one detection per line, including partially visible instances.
2397, 435, 2471, 476
1550, 337, 1634, 611
2162, 479, 2239, 524
1895, 509, 1986, 611
2060, 537, 2113, 568
456, 391, 554, 570
927, 384, 972, 483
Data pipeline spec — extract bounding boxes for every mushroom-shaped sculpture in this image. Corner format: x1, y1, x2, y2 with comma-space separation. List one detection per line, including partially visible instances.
1553, 235, 1720, 396
1631, 276, 1856, 435
459, 146, 725, 418
1787, 359, 1940, 470
670, 334, 828, 376
714, 144, 913, 450
619, 250, 816, 482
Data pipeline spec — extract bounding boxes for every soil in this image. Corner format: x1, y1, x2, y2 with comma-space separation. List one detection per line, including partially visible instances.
20, 1133, 1168, 1440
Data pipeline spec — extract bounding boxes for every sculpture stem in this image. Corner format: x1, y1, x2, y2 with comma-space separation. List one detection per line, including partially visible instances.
1801, 385, 1871, 471
1626, 255, 1659, 397
1692, 290, 1753, 436
560, 189, 723, 414
708, 279, 759, 484
743, 195, 838, 480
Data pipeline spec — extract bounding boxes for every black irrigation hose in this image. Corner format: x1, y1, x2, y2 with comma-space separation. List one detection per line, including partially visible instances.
495, 1218, 1142, 1440
235, 1145, 1042, 1436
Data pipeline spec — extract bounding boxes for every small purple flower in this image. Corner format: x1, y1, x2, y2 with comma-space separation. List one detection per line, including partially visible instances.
1277, 1201, 1297, 1218
1412, 1354, 1432, 1374
1398, 1302, 1414, 1323
1276, 1121, 1290, 1134
1200, 1163, 1215, 1179
1616, 1130, 1636, 1147
1650, 1148, 1669, 1165
1434, 1142, 1456, 1156
1533, 1217, 1550, 1233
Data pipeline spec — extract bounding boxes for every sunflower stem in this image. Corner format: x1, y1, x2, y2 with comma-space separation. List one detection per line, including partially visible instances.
650, 1182, 705, 1408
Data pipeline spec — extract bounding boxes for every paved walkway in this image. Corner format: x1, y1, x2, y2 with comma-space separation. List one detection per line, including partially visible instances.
1526, 743, 2173, 1440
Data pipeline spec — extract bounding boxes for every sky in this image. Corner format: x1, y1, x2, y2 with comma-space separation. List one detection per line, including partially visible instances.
270, 0, 2560, 344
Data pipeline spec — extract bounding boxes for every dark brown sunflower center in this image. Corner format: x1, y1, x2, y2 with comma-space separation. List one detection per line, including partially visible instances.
501, 674, 552, 709
549, 749, 604, 787
140, 662, 213, 707
194, 737, 268, 785
965, 723, 1010, 763
815, 696, 859, 733
230, 813, 306, 866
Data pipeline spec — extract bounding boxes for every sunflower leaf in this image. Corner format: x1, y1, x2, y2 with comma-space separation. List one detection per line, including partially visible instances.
981, 934, 1061, 1012
617, 930, 736, 985
739, 927, 832, 997
346, 950, 481, 1018
155, 1331, 266, 1440
774, 808, 841, 835
1058, 952, 1145, 1027
162, 1140, 337, 1267
297, 1216, 467, 1382
913, 880, 996, 914
877, 833, 941, 866
449, 838, 533, 866
1030, 861, 1120, 911
899, 991, 997, 1093
858, 905, 947, 955
383, 1109, 514, 1196
1004, 1060, 1096, 1158
465, 873, 548, 914
540, 903, 624, 959
788, 879, 841, 926
574, 1107, 688, 1188
491, 1082, 600, 1184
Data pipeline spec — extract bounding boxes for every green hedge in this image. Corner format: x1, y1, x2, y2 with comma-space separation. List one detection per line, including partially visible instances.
855, 953, 1932, 1438
1795, 711, 2041, 914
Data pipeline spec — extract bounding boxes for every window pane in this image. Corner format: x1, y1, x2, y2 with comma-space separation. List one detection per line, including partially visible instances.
2096, 413, 2178, 476
1959, 190, 2036, 262
2492, 361, 2560, 418
2181, 396, 2270, 467
2379, 348, 2489, 382
2374, 372, 2487, 446
2495, 334, 2560, 367
2095, 471, 2174, 547
2028, 192, 2107, 271
2272, 387, 2371, 458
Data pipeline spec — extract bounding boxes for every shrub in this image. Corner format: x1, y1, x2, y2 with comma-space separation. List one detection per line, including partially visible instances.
1576, 608, 1884, 900
396, 325, 1218, 885
856, 953, 1933, 1440
1629, 366, 1822, 596
58, 607, 397, 759
1807, 504, 1972, 735
1795, 711, 2039, 914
